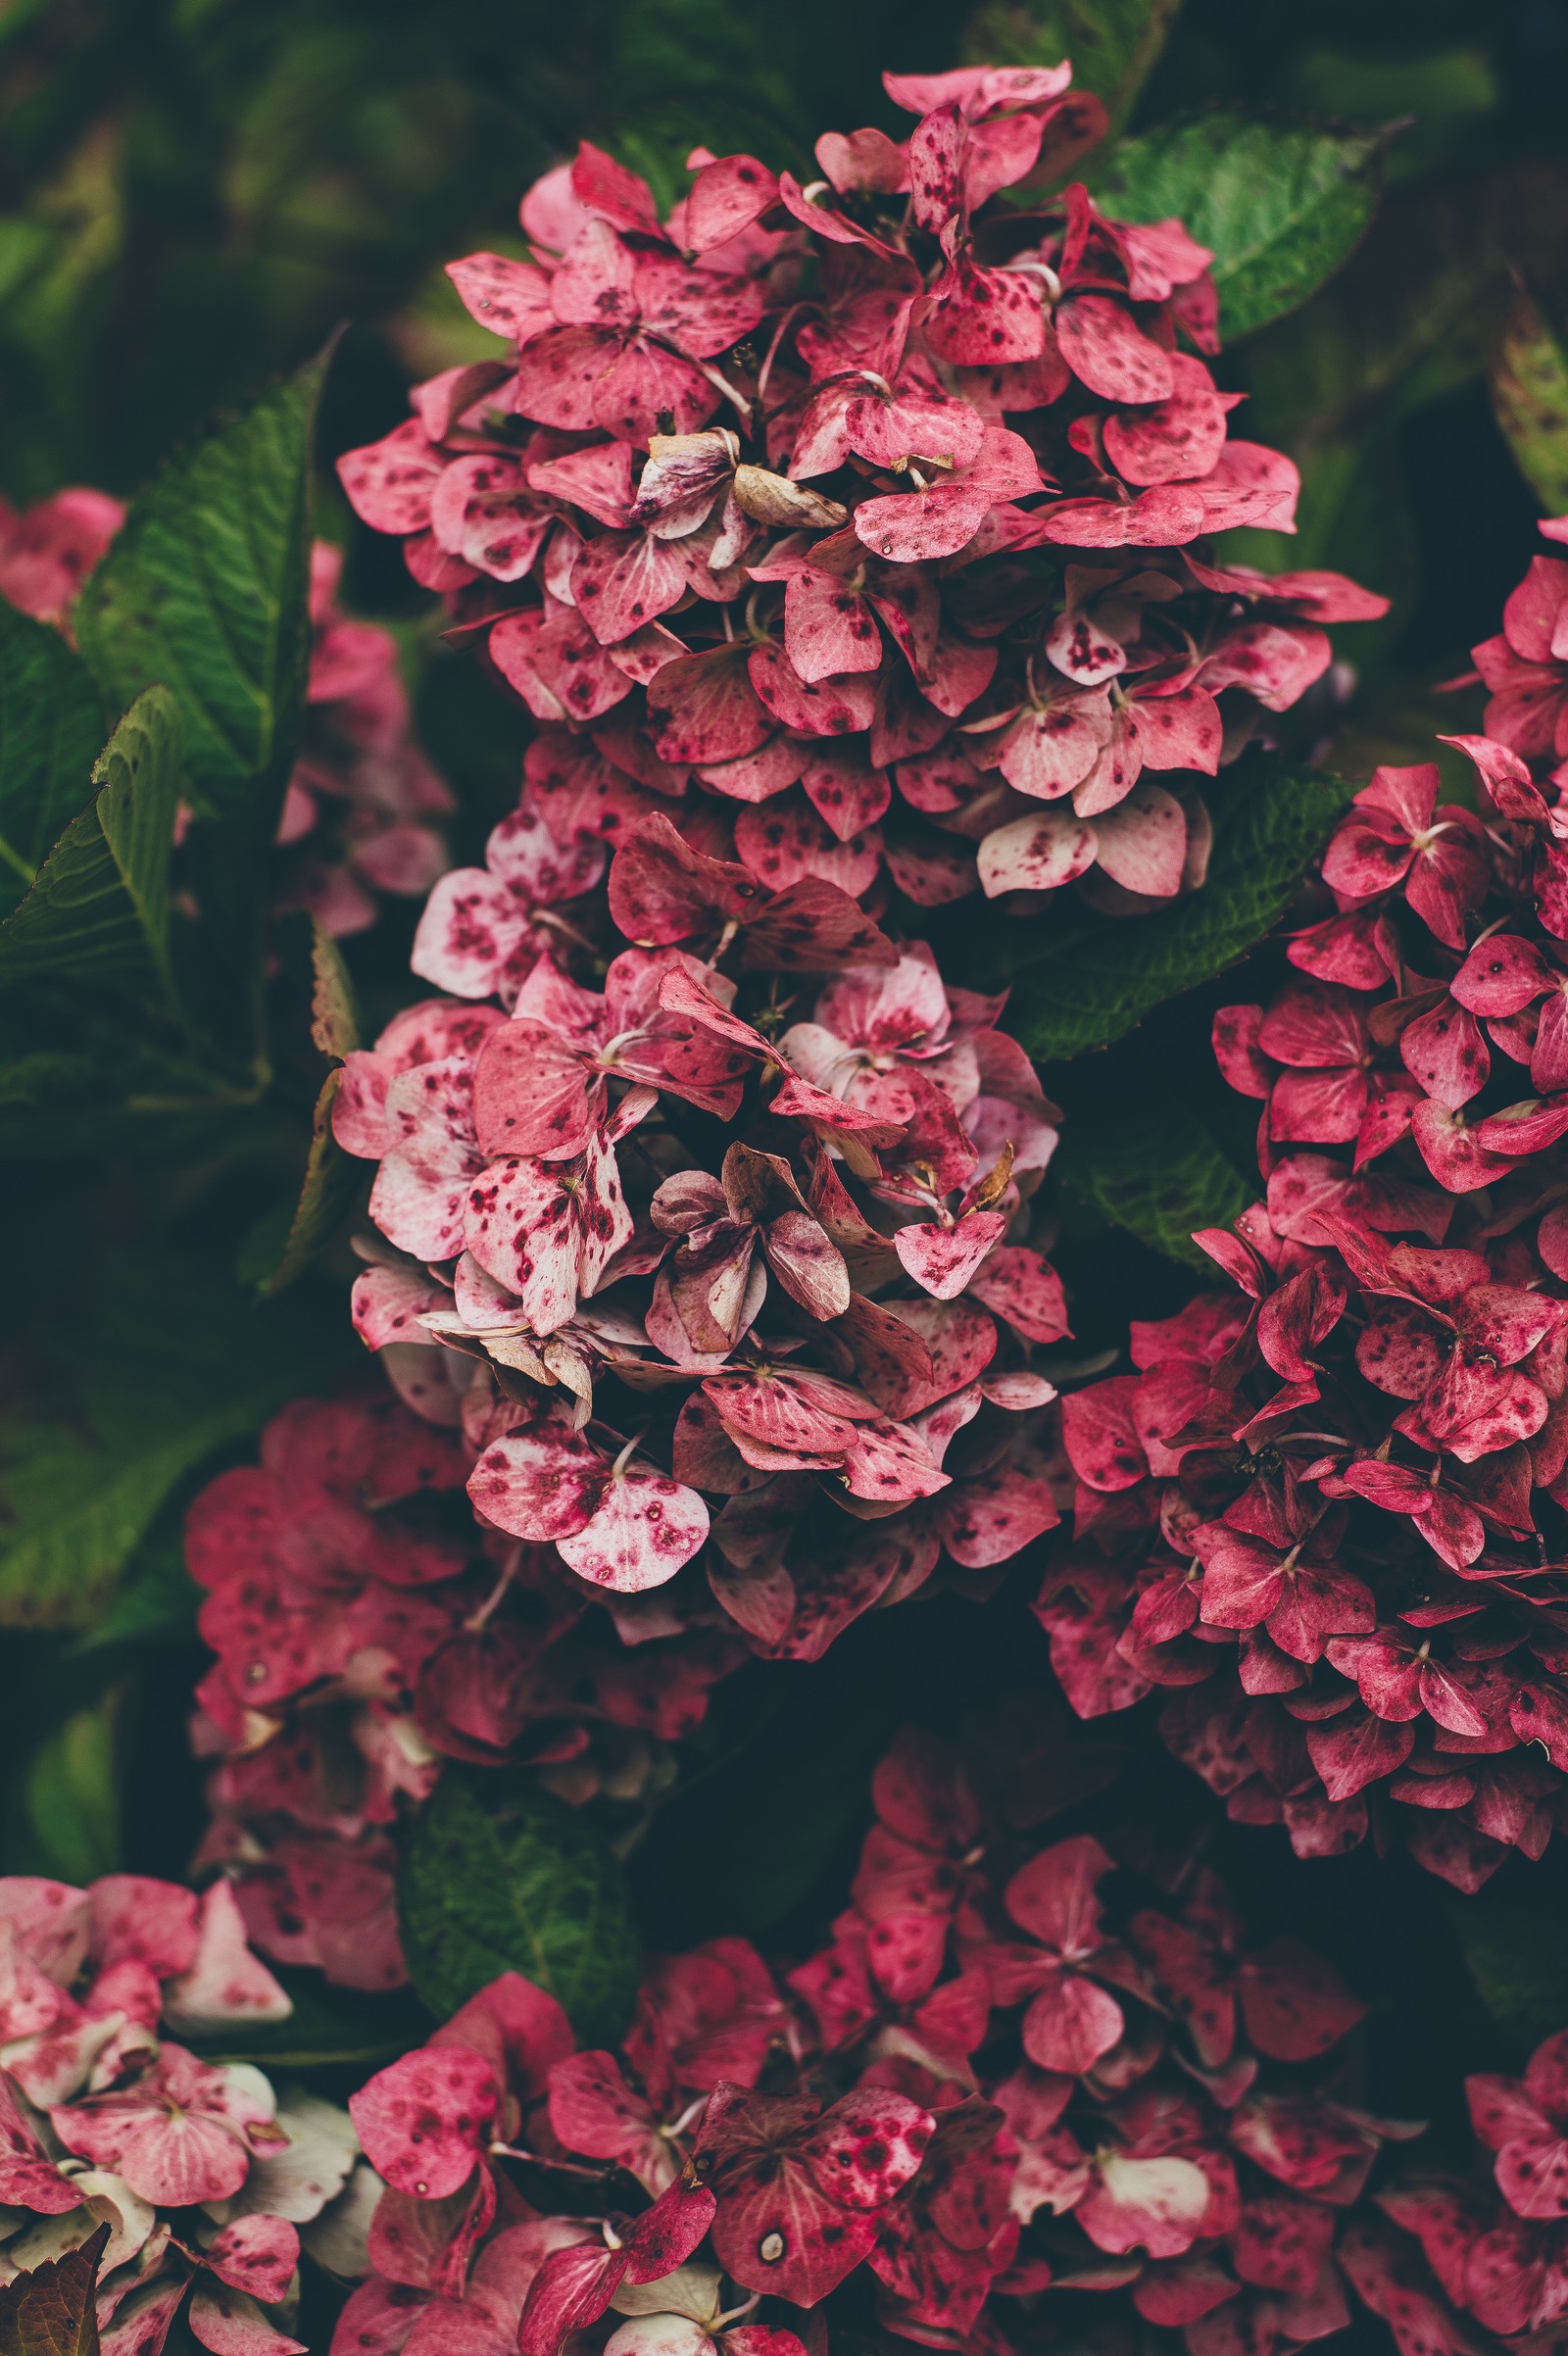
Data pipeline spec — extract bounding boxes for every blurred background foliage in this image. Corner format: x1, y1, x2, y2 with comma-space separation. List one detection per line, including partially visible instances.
5, 0, 1568, 2015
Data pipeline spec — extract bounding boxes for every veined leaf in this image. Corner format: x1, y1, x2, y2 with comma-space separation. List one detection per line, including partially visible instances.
74, 353, 327, 1036
1490, 281, 1568, 516
0, 687, 181, 1001
0, 1252, 356, 1628
399, 1773, 640, 2044
74, 355, 324, 824
1096, 113, 1386, 340
0, 606, 105, 915
0, 2226, 109, 2356
1063, 1102, 1253, 1268
978, 763, 1352, 1060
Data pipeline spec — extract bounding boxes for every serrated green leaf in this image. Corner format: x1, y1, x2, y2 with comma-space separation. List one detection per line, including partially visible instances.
74, 356, 324, 825
0, 2226, 108, 2356
960, 0, 1178, 132
978, 764, 1352, 1059
399, 1773, 640, 2044
0, 687, 181, 1002
74, 354, 327, 1044
0, 1252, 356, 1628
1063, 1103, 1252, 1267
1096, 113, 1385, 340
1490, 282, 1568, 516
0, 606, 105, 914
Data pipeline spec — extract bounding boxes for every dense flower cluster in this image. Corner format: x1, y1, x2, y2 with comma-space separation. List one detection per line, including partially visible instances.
181, 44, 1390, 2021
185, 1391, 744, 1989
335, 65, 1381, 922
1037, 518, 1568, 1891
329, 1726, 1477, 2356
0, 496, 450, 935
1369, 2024, 1568, 2347
0, 1870, 376, 2352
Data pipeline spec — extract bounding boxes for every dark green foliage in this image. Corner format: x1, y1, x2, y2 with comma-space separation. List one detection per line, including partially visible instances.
399, 1773, 641, 2044
1060, 1098, 1252, 1268
74, 359, 322, 828
978, 765, 1352, 1059
0, 686, 180, 1000
1097, 113, 1386, 339
1491, 281, 1568, 514
0, 609, 105, 916
0, 1249, 357, 1629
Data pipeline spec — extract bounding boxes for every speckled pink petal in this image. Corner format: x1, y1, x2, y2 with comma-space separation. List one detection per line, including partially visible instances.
559, 1468, 710, 1592
348, 2046, 500, 2199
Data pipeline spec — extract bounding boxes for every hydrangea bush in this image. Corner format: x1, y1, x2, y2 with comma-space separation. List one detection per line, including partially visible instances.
173, 60, 1394, 1989
10, 28, 1568, 2356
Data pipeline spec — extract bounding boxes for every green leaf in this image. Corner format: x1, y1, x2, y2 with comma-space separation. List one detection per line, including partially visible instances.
309, 915, 360, 1058
399, 1773, 640, 2044
1096, 113, 1385, 340
256, 1066, 359, 1294
74, 354, 325, 825
245, 917, 362, 1294
0, 1252, 356, 1628
977, 763, 1353, 1060
7, 1685, 122, 1883
1063, 1102, 1253, 1268
74, 353, 327, 1042
0, 687, 181, 1000
1448, 1873, 1568, 2041
0, 606, 105, 914
70, 1531, 198, 1653
960, 0, 1178, 132
1490, 282, 1568, 516
0, 2225, 109, 2356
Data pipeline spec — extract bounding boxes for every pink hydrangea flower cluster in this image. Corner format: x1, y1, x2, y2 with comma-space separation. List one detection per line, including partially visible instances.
0, 485, 123, 630
334, 67, 1383, 920
1037, 519, 1568, 1893
330, 1727, 1452, 2356
0, 1870, 376, 2354
327, 932, 1067, 1718
0, 497, 451, 936
1370, 2024, 1568, 2345
185, 1392, 745, 1991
